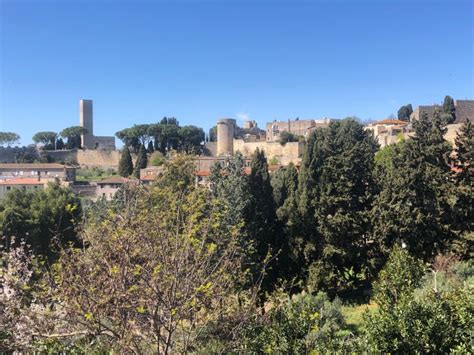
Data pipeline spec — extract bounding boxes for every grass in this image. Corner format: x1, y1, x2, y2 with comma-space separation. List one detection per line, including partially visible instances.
341, 302, 378, 335
75, 167, 118, 182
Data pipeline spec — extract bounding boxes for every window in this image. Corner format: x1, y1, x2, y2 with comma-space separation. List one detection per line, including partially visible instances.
6, 186, 11, 190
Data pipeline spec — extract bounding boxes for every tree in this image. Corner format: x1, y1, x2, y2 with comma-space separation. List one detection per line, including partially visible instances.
364, 248, 473, 353
279, 131, 298, 145
115, 128, 140, 152
246, 149, 284, 297
209, 126, 217, 142
0, 132, 20, 147
55, 137, 65, 150
118, 145, 133, 177
451, 120, 474, 258
1, 158, 251, 353
32, 131, 57, 150
60, 126, 88, 149
147, 140, 154, 153
178, 125, 205, 153
397, 104, 413, 121
371, 111, 455, 261
0, 183, 82, 261
299, 119, 379, 294
443, 95, 456, 123
133, 144, 148, 178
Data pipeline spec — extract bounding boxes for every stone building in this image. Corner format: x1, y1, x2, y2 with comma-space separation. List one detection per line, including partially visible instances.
364, 119, 410, 147
209, 118, 304, 165
410, 99, 474, 123
266, 118, 331, 142
0, 178, 47, 199
80, 99, 116, 150
0, 163, 76, 182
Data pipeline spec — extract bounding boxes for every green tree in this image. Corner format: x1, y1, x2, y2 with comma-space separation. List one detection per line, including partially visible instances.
397, 104, 413, 121
451, 120, 474, 258
443, 95, 456, 123
60, 126, 88, 149
0, 132, 20, 147
115, 128, 140, 152
0, 183, 82, 261
299, 119, 378, 294
178, 125, 205, 153
371, 111, 455, 261
118, 145, 133, 177
364, 248, 473, 353
279, 131, 298, 145
133, 144, 148, 178
32, 131, 57, 150
246, 149, 285, 296
55, 137, 65, 150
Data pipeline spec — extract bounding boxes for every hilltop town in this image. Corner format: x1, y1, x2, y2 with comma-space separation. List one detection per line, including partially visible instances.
0, 96, 472, 201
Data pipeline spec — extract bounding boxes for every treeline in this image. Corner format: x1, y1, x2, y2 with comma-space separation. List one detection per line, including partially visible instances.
115, 117, 205, 154
0, 114, 472, 352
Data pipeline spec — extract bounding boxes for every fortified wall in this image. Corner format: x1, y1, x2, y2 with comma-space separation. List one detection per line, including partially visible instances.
47, 149, 120, 168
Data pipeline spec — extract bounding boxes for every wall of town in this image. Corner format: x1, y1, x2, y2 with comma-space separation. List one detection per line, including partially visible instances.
233, 140, 304, 165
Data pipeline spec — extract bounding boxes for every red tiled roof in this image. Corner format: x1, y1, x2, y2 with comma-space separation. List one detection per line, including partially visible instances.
0, 178, 46, 185
195, 170, 211, 177
141, 175, 157, 181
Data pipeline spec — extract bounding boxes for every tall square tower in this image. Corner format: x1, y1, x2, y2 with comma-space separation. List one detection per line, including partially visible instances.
80, 99, 94, 149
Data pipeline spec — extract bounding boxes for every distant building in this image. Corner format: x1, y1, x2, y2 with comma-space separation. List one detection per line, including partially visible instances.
80, 99, 116, 150
0, 178, 46, 199
0, 163, 76, 182
95, 176, 134, 200
364, 119, 410, 147
266, 118, 331, 142
410, 100, 474, 123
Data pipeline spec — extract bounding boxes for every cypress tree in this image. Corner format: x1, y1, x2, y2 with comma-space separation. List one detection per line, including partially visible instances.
301, 119, 378, 294
372, 111, 454, 261
133, 144, 148, 178
246, 149, 283, 296
451, 120, 474, 258
147, 141, 154, 153
443, 95, 456, 123
118, 145, 133, 177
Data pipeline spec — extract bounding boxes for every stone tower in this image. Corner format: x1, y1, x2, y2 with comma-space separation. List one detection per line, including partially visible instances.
79, 99, 94, 149
217, 118, 236, 156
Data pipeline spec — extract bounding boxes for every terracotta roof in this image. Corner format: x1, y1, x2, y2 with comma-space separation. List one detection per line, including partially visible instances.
96, 177, 131, 185
0, 178, 46, 185
374, 119, 408, 125
195, 170, 211, 177
141, 175, 157, 181
0, 163, 69, 169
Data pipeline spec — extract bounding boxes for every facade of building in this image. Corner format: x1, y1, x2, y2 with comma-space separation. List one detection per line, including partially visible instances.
95, 176, 133, 200
0, 163, 76, 182
0, 178, 47, 199
364, 119, 410, 147
410, 100, 474, 123
80, 99, 116, 150
266, 118, 331, 142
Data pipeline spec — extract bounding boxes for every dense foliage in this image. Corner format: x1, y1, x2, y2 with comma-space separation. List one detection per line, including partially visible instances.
1, 116, 472, 352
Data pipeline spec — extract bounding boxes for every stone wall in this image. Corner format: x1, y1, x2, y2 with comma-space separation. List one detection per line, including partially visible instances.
76, 149, 120, 167
233, 140, 304, 165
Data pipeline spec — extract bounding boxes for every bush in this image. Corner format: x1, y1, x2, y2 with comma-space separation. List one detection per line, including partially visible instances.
243, 292, 348, 353
150, 151, 166, 166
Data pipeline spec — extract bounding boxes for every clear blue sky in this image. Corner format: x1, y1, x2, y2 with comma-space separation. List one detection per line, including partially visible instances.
1, 0, 473, 145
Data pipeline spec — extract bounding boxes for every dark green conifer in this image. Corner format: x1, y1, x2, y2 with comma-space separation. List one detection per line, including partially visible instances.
133, 144, 148, 178
118, 145, 133, 177
372, 111, 454, 261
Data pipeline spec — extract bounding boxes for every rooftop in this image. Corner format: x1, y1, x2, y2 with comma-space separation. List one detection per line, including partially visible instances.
0, 163, 70, 169
373, 119, 408, 125
0, 178, 47, 185
96, 176, 131, 185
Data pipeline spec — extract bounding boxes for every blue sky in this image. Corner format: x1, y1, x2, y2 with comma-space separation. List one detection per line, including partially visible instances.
1, 0, 473, 145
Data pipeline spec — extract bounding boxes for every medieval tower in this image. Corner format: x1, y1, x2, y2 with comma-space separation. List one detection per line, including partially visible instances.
216, 118, 236, 155
79, 99, 94, 149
